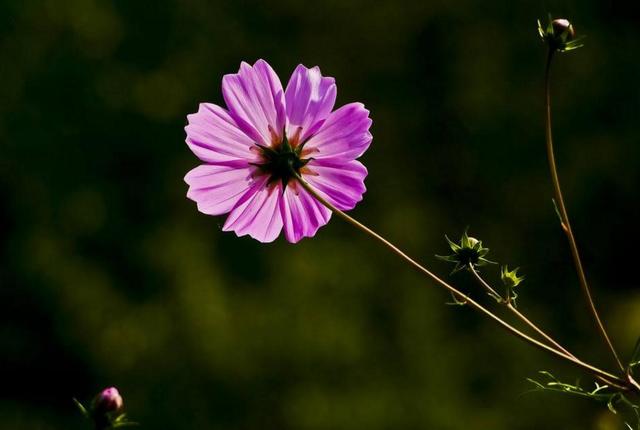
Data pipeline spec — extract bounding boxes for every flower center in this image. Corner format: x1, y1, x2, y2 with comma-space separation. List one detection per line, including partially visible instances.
254, 134, 310, 188
455, 247, 480, 266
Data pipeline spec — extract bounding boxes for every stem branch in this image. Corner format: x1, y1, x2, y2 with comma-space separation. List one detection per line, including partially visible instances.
470, 265, 573, 357
469, 266, 627, 390
294, 173, 626, 386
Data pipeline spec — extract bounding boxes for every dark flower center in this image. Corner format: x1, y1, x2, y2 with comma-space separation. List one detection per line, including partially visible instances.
254, 134, 310, 188
455, 247, 480, 266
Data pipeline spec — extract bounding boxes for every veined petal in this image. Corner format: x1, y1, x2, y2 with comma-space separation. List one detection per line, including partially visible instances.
279, 181, 331, 243
223, 176, 284, 243
302, 102, 372, 161
184, 60, 373, 244
285, 65, 337, 143
222, 59, 286, 146
302, 159, 368, 211
184, 164, 255, 215
185, 103, 259, 164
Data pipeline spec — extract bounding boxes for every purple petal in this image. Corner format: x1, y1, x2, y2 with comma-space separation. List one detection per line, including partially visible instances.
302, 159, 368, 211
185, 103, 259, 164
285, 65, 337, 143
302, 102, 372, 161
279, 182, 331, 243
222, 60, 286, 146
222, 176, 284, 243
184, 164, 255, 215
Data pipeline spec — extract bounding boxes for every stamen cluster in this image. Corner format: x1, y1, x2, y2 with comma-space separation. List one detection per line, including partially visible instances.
253, 133, 310, 188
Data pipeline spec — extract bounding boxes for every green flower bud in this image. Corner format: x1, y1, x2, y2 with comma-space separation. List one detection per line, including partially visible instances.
501, 265, 524, 289
436, 229, 496, 274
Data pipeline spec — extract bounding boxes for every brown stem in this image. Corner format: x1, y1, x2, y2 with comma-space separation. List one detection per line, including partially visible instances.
544, 48, 624, 372
470, 265, 573, 357
469, 266, 627, 390
294, 172, 627, 386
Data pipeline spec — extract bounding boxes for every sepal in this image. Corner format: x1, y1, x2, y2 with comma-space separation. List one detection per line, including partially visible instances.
436, 228, 496, 274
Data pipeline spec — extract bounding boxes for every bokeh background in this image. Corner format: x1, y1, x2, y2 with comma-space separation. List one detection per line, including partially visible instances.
1, 0, 640, 429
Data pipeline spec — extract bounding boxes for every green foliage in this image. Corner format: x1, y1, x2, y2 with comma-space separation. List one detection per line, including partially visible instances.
528, 371, 640, 429
74, 398, 89, 419
110, 415, 139, 429
74, 398, 137, 429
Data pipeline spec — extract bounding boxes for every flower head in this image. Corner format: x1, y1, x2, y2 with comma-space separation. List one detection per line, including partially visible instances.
436, 229, 495, 274
185, 60, 372, 243
92, 387, 123, 416
501, 265, 524, 289
75, 386, 135, 429
538, 16, 584, 52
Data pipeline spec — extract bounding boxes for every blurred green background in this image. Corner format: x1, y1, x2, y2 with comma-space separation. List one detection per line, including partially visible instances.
1, 0, 640, 429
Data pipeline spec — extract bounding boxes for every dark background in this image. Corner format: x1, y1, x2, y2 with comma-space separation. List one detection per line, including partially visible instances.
1, 0, 640, 429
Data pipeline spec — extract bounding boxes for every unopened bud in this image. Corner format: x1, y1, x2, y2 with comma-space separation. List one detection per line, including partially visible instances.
551, 19, 576, 41
75, 386, 135, 429
436, 229, 496, 274
538, 16, 584, 52
501, 265, 524, 289
92, 387, 123, 416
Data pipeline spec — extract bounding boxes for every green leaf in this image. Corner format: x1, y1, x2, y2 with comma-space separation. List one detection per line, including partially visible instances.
551, 198, 563, 224
445, 292, 467, 306
73, 398, 89, 418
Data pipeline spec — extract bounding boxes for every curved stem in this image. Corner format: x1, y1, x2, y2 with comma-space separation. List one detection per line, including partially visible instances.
469, 266, 627, 390
544, 49, 624, 372
294, 173, 627, 386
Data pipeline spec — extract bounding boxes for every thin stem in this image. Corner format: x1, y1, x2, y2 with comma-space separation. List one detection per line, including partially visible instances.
544, 48, 624, 372
469, 266, 628, 390
470, 265, 573, 356
294, 173, 627, 386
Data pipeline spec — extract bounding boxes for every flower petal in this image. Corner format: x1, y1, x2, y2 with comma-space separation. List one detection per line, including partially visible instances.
279, 181, 331, 243
184, 164, 255, 215
302, 102, 372, 161
302, 159, 368, 211
285, 65, 337, 143
185, 103, 259, 164
222, 176, 284, 243
222, 59, 286, 146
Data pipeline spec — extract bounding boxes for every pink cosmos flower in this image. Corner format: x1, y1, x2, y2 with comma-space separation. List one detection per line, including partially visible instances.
184, 60, 372, 243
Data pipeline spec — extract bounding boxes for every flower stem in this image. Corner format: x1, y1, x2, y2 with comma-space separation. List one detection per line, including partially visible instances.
544, 48, 624, 372
294, 173, 627, 386
469, 266, 627, 390
470, 265, 573, 356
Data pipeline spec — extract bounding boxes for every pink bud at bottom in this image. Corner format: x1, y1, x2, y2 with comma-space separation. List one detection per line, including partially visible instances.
92, 387, 123, 415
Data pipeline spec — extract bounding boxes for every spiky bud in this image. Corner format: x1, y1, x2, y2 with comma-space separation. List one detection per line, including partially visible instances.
501, 266, 524, 289
436, 229, 496, 274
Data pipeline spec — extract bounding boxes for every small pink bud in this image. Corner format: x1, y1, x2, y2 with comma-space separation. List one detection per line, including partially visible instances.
92, 387, 123, 415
